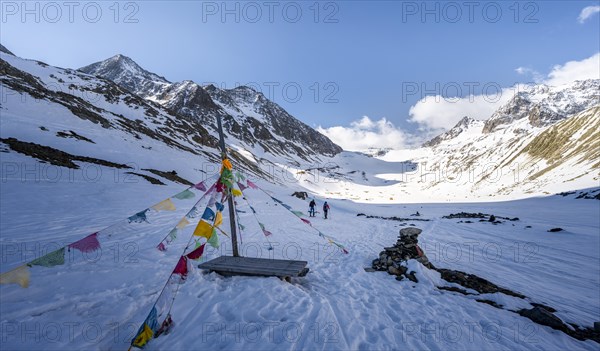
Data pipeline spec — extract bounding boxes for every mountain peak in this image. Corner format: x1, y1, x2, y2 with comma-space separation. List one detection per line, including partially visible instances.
0, 43, 15, 56
423, 116, 483, 148
79, 54, 170, 97
482, 79, 600, 133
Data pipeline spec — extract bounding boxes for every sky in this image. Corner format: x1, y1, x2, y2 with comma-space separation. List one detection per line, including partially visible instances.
1, 1, 599, 150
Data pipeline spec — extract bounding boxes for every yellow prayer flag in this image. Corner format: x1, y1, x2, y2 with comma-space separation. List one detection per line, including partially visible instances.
152, 199, 176, 212
222, 159, 233, 170
193, 220, 213, 239
214, 211, 223, 227
232, 189, 242, 197
176, 218, 190, 229
0, 265, 30, 288
132, 323, 154, 348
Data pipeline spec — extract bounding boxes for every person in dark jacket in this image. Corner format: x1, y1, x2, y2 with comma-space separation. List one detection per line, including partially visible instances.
309, 199, 316, 217
323, 202, 330, 219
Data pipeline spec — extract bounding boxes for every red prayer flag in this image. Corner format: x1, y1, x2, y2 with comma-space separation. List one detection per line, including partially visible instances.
186, 244, 205, 260
301, 218, 312, 226
216, 180, 225, 193
247, 180, 258, 189
173, 256, 188, 278
194, 181, 207, 191
157, 243, 167, 252
68, 233, 101, 253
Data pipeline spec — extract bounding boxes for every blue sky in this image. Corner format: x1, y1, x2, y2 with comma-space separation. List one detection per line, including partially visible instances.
1, 1, 599, 148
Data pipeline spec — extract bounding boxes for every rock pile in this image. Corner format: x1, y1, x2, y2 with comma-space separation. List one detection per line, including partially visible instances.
371, 227, 434, 281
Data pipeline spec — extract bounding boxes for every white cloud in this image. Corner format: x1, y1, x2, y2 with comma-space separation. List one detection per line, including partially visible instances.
317, 116, 411, 151
545, 52, 600, 85
515, 67, 544, 83
578, 5, 600, 23
407, 88, 514, 131
408, 53, 600, 131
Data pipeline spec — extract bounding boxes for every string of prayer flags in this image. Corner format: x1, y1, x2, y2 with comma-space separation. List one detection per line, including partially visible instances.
156, 180, 220, 251
201, 208, 215, 221
245, 182, 350, 255
319, 231, 349, 254
68, 232, 100, 253
129, 209, 150, 223
173, 189, 195, 200
152, 199, 176, 212
132, 307, 159, 348
28, 247, 65, 267
194, 181, 207, 191
0, 265, 30, 288
186, 243, 205, 260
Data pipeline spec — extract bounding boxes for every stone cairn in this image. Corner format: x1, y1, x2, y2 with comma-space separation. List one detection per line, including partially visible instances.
371, 227, 433, 282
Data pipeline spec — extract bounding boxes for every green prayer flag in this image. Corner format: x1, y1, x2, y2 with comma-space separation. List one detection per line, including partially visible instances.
292, 210, 304, 217
29, 247, 65, 267
169, 228, 178, 240
207, 229, 219, 249
174, 189, 195, 200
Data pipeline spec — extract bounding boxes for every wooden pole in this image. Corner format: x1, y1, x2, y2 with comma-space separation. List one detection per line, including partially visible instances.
215, 114, 240, 257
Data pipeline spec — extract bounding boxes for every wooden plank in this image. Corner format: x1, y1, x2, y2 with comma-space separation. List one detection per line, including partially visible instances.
199, 261, 305, 274
198, 256, 308, 278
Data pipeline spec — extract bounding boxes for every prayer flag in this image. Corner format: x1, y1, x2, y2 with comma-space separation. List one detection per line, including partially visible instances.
0, 265, 30, 288
68, 233, 100, 253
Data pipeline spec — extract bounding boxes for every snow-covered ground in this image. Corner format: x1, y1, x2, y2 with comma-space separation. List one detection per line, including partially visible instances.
1, 149, 598, 350
1, 50, 599, 350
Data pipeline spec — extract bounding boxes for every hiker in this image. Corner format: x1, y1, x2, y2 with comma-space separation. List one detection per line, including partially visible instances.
323, 201, 330, 219
309, 199, 316, 217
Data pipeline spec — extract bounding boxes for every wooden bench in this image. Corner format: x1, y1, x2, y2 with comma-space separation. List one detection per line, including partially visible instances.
198, 256, 309, 280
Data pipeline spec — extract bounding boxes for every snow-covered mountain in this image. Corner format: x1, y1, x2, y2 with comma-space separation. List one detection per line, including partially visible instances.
1, 47, 598, 202
373, 80, 600, 200
80, 55, 342, 161
423, 116, 485, 147
79, 54, 170, 99
482, 80, 599, 133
